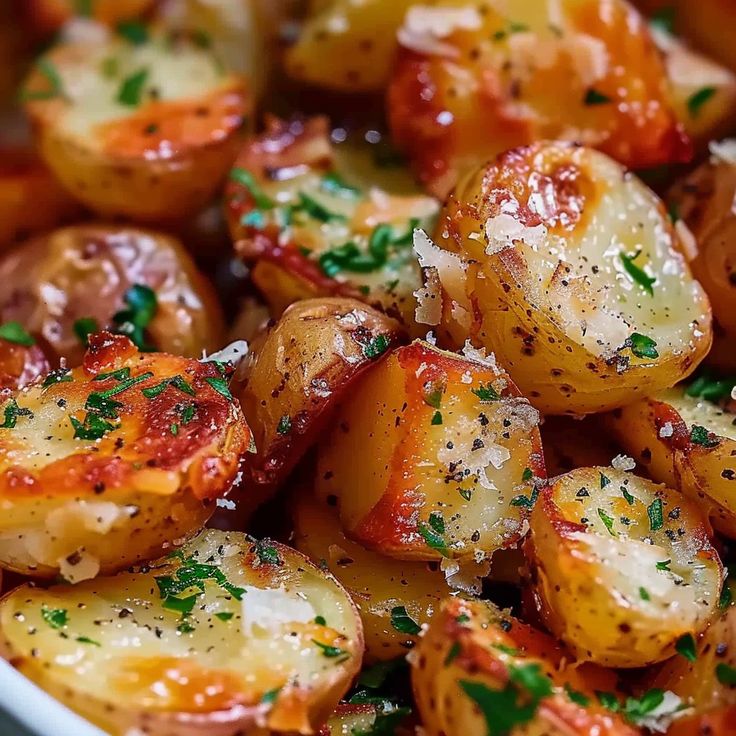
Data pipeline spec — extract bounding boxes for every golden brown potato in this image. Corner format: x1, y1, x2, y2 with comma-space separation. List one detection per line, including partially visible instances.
285, 0, 416, 92
411, 597, 638, 736
606, 383, 736, 538
652, 28, 736, 152
22, 27, 251, 221
22, 0, 155, 38
542, 415, 633, 478
649, 606, 736, 722
316, 339, 545, 563
667, 708, 736, 736
527, 467, 723, 667
668, 147, 736, 372
0, 528, 363, 735
0, 224, 225, 365
0, 332, 250, 580
293, 491, 486, 662
387, 0, 691, 197
234, 298, 404, 517
428, 141, 712, 415
0, 147, 82, 250
225, 117, 439, 333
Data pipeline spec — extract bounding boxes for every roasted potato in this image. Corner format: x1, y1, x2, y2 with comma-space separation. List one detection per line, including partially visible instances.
387, 0, 691, 197
0, 147, 82, 250
412, 597, 638, 736
649, 605, 736, 721
293, 491, 487, 662
225, 117, 439, 333
235, 298, 404, 517
22, 26, 251, 222
527, 467, 723, 667
606, 383, 736, 538
285, 0, 416, 92
22, 0, 155, 38
316, 339, 545, 563
429, 141, 712, 415
0, 332, 250, 580
0, 334, 50, 394
652, 29, 736, 152
668, 145, 736, 372
0, 224, 225, 365
0, 528, 363, 735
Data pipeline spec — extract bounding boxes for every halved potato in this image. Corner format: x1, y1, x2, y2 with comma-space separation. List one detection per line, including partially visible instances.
387, 0, 691, 197
316, 339, 545, 563
22, 0, 155, 38
0, 224, 225, 365
652, 28, 736, 152
22, 26, 251, 221
430, 141, 712, 415
0, 336, 50, 394
225, 117, 439, 333
649, 605, 736, 719
234, 298, 404, 518
606, 384, 736, 538
412, 597, 636, 736
668, 145, 736, 372
0, 147, 82, 250
527, 467, 723, 667
0, 332, 250, 580
293, 491, 480, 662
285, 0, 416, 92
0, 528, 363, 735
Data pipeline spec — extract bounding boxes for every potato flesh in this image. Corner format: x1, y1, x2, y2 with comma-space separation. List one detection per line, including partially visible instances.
434, 141, 711, 414
226, 118, 438, 333
0, 334, 250, 579
316, 340, 544, 562
528, 467, 722, 666
0, 529, 363, 735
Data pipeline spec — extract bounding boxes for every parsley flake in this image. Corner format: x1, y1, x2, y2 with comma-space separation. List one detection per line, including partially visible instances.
0, 322, 34, 346
390, 605, 421, 635
620, 250, 656, 296
675, 633, 697, 662
647, 498, 664, 531
117, 67, 149, 106
41, 606, 68, 629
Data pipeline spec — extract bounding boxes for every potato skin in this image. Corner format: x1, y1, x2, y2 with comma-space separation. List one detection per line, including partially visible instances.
234, 298, 404, 518
23, 32, 251, 221
316, 339, 545, 563
431, 141, 711, 415
607, 387, 736, 538
527, 467, 723, 667
0, 147, 82, 249
0, 224, 225, 365
668, 152, 736, 372
225, 116, 438, 334
411, 597, 636, 736
0, 338, 50, 394
0, 332, 250, 580
0, 529, 363, 736
388, 0, 691, 197
293, 491, 464, 662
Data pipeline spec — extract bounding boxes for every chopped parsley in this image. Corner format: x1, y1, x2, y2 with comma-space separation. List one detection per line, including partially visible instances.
298, 192, 345, 223
254, 540, 282, 566
620, 250, 656, 296
472, 383, 500, 402
656, 559, 671, 571
647, 498, 664, 531
215, 612, 234, 622
117, 20, 148, 45
418, 514, 450, 557
73, 317, 100, 345
584, 88, 612, 105
320, 172, 360, 198
600, 472, 611, 489
0, 322, 34, 346
716, 663, 736, 685
639, 587, 650, 601
112, 284, 157, 351
597, 508, 617, 536
117, 67, 149, 107
261, 687, 281, 704
686, 373, 736, 402
625, 333, 659, 360
690, 424, 720, 448
390, 606, 421, 636
431, 410, 443, 425
42, 368, 73, 388
622, 486, 635, 505
76, 636, 101, 646
564, 684, 590, 707
21, 59, 65, 101
596, 688, 670, 726
205, 375, 233, 401
511, 485, 539, 509
142, 375, 195, 399
41, 606, 68, 629
359, 333, 390, 360
70, 412, 116, 441
0, 399, 33, 429
675, 633, 697, 662
650, 6, 676, 34
687, 86, 716, 118
276, 415, 292, 435
312, 640, 350, 661
230, 168, 275, 210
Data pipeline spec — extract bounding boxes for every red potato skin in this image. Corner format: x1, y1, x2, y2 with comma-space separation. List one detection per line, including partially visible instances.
0, 332, 250, 504
388, 0, 691, 197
